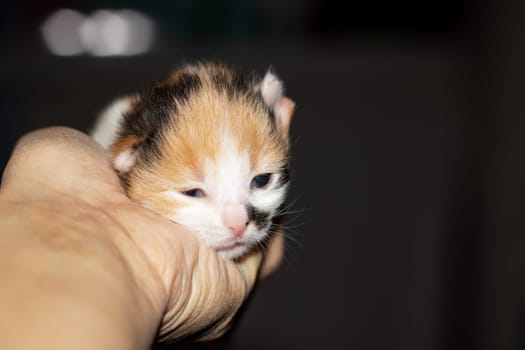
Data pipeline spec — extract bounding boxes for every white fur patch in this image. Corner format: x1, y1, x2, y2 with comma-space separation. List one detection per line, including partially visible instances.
91, 96, 133, 148
261, 71, 284, 108
113, 149, 137, 173
251, 181, 287, 213
210, 134, 251, 204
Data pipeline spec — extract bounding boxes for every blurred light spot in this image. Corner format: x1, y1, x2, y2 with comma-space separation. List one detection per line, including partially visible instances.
118, 10, 154, 55
79, 10, 128, 56
41, 9, 86, 56
42, 9, 154, 57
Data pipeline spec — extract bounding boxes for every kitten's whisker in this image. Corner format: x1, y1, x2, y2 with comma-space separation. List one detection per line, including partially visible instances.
267, 227, 304, 249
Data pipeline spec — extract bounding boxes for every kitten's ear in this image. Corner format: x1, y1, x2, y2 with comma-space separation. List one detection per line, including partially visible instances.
90, 95, 143, 174
91, 95, 138, 149
260, 70, 295, 136
110, 135, 144, 174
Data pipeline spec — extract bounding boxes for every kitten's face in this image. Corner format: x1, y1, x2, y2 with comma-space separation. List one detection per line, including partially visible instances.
112, 65, 293, 259
158, 152, 287, 259
129, 91, 289, 259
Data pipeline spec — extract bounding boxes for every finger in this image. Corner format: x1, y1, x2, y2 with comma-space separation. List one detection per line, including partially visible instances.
234, 227, 285, 292
259, 230, 285, 279
1, 127, 125, 203
234, 249, 264, 295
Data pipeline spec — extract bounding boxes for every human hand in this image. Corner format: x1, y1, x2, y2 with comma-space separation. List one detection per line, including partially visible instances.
0, 127, 283, 348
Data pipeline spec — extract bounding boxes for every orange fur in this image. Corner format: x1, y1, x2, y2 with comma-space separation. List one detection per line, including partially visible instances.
110, 135, 143, 157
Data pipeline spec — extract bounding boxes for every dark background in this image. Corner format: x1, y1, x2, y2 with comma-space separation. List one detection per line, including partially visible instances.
1, 1, 524, 349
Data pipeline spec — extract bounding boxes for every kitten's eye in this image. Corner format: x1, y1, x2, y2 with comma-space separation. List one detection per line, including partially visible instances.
182, 188, 205, 197
250, 173, 272, 189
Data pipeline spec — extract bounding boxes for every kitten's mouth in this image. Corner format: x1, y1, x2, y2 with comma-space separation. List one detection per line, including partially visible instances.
216, 241, 246, 252
215, 241, 250, 259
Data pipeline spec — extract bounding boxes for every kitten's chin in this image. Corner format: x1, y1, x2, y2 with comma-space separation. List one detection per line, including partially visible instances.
215, 242, 251, 260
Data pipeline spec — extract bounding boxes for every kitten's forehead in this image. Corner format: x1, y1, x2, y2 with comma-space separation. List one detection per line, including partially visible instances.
205, 136, 251, 200
153, 86, 287, 183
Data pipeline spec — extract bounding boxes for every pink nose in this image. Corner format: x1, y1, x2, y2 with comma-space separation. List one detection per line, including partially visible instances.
222, 204, 249, 238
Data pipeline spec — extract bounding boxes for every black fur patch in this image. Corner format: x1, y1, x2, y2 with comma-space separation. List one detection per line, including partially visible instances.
210, 67, 278, 132
210, 69, 249, 98
120, 72, 202, 162
246, 205, 271, 230
278, 163, 291, 187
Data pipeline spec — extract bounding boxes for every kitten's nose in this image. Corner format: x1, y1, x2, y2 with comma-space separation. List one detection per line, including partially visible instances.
222, 204, 249, 238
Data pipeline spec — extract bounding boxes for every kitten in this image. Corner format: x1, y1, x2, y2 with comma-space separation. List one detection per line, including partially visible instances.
91, 63, 295, 259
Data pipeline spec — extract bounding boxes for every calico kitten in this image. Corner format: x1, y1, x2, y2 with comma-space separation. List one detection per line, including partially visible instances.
91, 63, 295, 259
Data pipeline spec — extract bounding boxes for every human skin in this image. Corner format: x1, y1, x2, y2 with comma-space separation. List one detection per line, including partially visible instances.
0, 127, 284, 349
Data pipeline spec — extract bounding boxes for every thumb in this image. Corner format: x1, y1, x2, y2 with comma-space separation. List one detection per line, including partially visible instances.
1, 127, 124, 204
